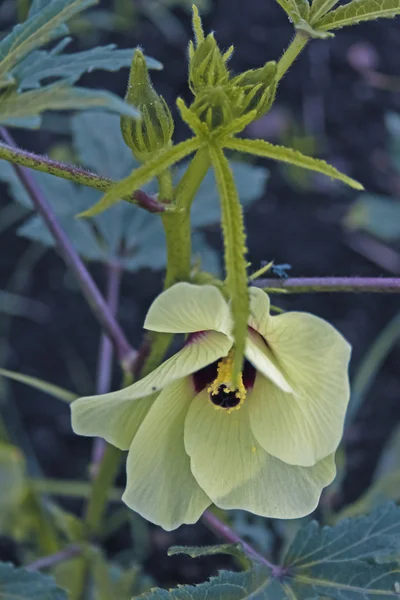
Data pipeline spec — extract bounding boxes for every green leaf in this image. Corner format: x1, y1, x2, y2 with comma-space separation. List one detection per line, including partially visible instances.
72, 111, 137, 179
168, 543, 249, 563
345, 194, 400, 242
309, 0, 340, 23
294, 0, 311, 19
225, 137, 364, 190
0, 0, 97, 85
78, 137, 200, 217
386, 112, 400, 173
318, 0, 400, 30
0, 290, 48, 321
139, 503, 400, 599
13, 45, 162, 91
0, 367, 77, 403
0, 562, 67, 599
0, 81, 139, 128
209, 144, 249, 382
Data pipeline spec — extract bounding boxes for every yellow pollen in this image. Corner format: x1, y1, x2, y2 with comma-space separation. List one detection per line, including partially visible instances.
207, 350, 247, 413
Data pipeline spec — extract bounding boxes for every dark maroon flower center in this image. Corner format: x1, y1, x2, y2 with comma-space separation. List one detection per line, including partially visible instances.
192, 359, 256, 394
210, 386, 241, 408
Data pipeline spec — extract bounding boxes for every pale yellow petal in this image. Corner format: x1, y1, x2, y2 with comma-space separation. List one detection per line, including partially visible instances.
185, 397, 335, 519
123, 378, 211, 530
107, 331, 232, 404
251, 311, 351, 465
248, 287, 271, 336
245, 328, 293, 393
144, 282, 231, 335
71, 391, 155, 450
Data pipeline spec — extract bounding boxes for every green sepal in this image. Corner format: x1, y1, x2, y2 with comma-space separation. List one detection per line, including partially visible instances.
231, 61, 277, 119
208, 143, 249, 384
295, 17, 335, 37
225, 137, 364, 190
121, 49, 174, 162
189, 33, 230, 95
78, 137, 201, 217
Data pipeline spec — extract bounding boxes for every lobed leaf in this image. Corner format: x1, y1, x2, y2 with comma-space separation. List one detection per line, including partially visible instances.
309, 0, 340, 22
13, 45, 162, 91
209, 143, 249, 382
0, 562, 67, 599
139, 503, 400, 599
225, 137, 363, 190
0, 0, 96, 85
345, 194, 400, 242
0, 81, 139, 128
318, 0, 400, 30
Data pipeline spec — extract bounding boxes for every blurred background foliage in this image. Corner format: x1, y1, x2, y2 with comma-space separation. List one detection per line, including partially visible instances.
0, 0, 400, 596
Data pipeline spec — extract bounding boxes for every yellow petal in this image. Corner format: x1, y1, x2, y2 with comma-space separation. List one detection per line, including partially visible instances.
185, 396, 335, 518
71, 331, 231, 450
250, 311, 351, 466
123, 378, 211, 530
245, 328, 293, 393
144, 282, 231, 336
71, 391, 155, 450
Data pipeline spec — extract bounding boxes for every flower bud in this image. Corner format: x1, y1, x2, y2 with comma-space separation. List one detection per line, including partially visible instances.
232, 60, 277, 119
189, 34, 230, 95
121, 49, 174, 162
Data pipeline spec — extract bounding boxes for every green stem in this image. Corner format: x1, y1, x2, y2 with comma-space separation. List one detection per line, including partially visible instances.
141, 149, 211, 376
0, 142, 167, 213
275, 32, 309, 83
84, 444, 122, 536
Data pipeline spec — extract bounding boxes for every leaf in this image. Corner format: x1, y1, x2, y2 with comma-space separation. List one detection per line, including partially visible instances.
78, 137, 200, 217
13, 45, 162, 91
0, 562, 68, 599
0, 290, 48, 321
309, 0, 340, 22
168, 543, 248, 562
71, 111, 137, 180
386, 112, 400, 174
0, 80, 139, 128
0, 0, 97, 85
318, 0, 400, 30
225, 137, 364, 190
294, 18, 334, 38
209, 144, 249, 383
139, 503, 400, 599
0, 367, 77, 403
345, 194, 400, 242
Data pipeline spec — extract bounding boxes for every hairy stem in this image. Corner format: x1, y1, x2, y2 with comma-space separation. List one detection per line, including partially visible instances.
0, 128, 137, 369
0, 141, 167, 213
275, 32, 309, 83
254, 276, 400, 293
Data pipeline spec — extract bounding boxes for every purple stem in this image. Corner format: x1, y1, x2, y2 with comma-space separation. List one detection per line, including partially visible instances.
0, 140, 166, 213
91, 262, 122, 476
26, 544, 82, 571
0, 128, 137, 369
253, 277, 400, 293
202, 511, 286, 577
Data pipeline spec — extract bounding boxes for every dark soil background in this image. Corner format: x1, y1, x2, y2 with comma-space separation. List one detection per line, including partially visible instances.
1, 0, 400, 590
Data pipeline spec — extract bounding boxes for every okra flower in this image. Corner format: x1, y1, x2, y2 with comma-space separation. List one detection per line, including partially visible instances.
71, 283, 351, 531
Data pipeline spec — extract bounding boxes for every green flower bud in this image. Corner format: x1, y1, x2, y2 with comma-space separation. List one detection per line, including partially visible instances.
189, 34, 230, 95
191, 84, 240, 131
121, 49, 174, 162
232, 60, 277, 119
